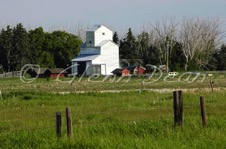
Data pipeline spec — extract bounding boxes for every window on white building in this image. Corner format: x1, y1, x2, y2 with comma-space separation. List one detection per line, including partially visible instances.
93, 65, 101, 74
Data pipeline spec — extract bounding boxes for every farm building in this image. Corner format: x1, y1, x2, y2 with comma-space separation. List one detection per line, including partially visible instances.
71, 24, 120, 76
29, 68, 66, 78
112, 66, 146, 76
127, 66, 146, 75
29, 68, 49, 78
48, 68, 66, 77
111, 68, 130, 76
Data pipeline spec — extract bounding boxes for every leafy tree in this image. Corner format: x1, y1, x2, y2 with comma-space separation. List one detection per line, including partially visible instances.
29, 27, 46, 64
0, 23, 83, 70
51, 31, 82, 68
38, 51, 55, 68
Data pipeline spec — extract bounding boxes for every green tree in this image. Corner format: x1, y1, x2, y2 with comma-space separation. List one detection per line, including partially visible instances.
137, 32, 150, 64
113, 31, 119, 44
215, 44, 226, 70
119, 28, 138, 64
39, 32, 55, 68
12, 23, 29, 70
169, 41, 185, 71
28, 27, 46, 64
51, 31, 82, 68
0, 26, 13, 72
38, 51, 55, 68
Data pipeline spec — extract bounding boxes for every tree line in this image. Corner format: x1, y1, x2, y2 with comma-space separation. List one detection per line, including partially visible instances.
0, 18, 226, 73
116, 17, 226, 71
0, 23, 82, 72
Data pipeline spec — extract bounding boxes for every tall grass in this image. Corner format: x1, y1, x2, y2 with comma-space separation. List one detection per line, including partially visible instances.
0, 91, 226, 148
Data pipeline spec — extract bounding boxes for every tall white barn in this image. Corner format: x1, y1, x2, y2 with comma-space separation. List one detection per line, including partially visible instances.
71, 25, 120, 76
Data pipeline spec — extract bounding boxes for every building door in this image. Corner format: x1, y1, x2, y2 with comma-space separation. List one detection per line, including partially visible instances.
77, 62, 86, 75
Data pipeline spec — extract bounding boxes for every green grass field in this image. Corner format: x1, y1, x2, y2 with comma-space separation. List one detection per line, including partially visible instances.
0, 71, 226, 93
0, 75, 226, 148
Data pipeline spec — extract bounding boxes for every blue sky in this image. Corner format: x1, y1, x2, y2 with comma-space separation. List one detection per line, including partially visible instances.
0, 0, 226, 34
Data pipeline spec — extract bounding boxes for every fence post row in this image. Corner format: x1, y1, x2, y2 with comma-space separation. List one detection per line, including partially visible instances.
56, 112, 62, 138
66, 107, 73, 139
200, 96, 207, 127
173, 90, 183, 127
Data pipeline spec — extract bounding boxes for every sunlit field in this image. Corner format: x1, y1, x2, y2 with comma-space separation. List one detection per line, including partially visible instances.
0, 73, 226, 148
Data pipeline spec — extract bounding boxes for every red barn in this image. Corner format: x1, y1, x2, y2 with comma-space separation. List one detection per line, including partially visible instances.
49, 68, 66, 78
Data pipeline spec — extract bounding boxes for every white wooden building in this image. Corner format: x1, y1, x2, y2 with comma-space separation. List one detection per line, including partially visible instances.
71, 24, 120, 76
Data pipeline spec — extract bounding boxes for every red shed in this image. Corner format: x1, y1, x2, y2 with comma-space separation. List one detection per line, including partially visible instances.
111, 68, 130, 76
49, 68, 67, 78
127, 66, 146, 75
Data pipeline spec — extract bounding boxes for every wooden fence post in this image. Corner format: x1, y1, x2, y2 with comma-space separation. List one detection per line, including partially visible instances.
66, 107, 73, 139
173, 90, 183, 127
200, 96, 207, 127
173, 91, 179, 126
178, 90, 183, 126
56, 112, 62, 138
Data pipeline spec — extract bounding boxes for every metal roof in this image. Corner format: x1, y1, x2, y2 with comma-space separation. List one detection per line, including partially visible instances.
49, 68, 66, 74
86, 24, 104, 31
96, 40, 110, 47
71, 54, 100, 62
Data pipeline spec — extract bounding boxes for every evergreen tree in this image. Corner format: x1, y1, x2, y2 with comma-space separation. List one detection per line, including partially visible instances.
216, 44, 226, 70
137, 32, 150, 64
119, 28, 138, 64
12, 23, 29, 70
0, 26, 13, 71
113, 31, 119, 44
169, 41, 185, 71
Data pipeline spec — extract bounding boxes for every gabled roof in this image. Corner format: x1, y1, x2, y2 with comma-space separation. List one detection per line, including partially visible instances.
49, 68, 66, 74
87, 24, 104, 31
71, 54, 100, 62
96, 40, 110, 47
31, 68, 67, 74
126, 66, 137, 72
86, 24, 112, 32
32, 68, 48, 75
126, 66, 146, 71
111, 68, 123, 73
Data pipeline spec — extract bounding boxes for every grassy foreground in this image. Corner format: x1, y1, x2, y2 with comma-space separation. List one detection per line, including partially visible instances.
0, 89, 226, 148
